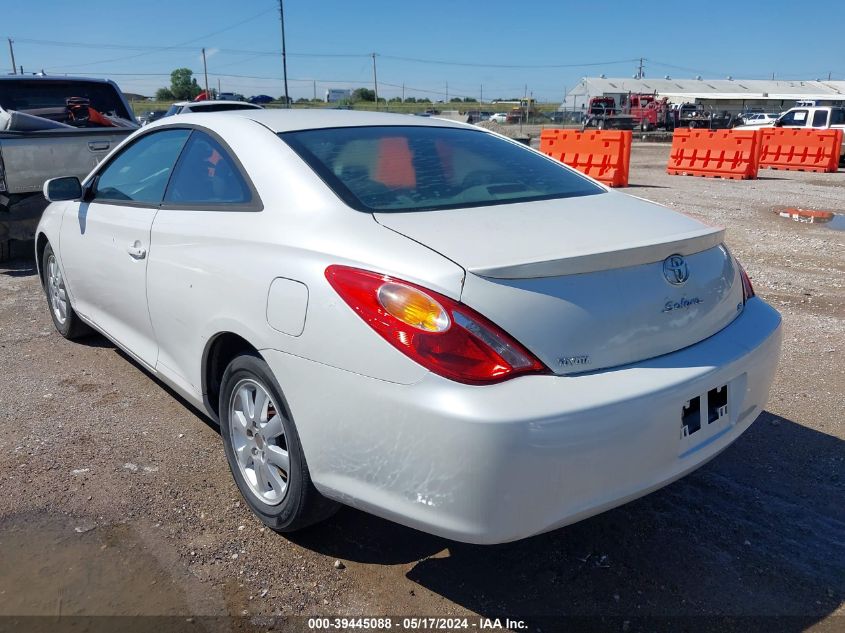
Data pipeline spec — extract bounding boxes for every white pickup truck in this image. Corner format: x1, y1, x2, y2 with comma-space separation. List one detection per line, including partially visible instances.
736, 105, 845, 164
0, 76, 138, 260
773, 105, 845, 131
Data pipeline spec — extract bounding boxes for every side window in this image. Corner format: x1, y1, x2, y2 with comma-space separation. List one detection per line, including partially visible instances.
93, 129, 190, 204
812, 110, 829, 127
164, 131, 252, 205
779, 110, 808, 127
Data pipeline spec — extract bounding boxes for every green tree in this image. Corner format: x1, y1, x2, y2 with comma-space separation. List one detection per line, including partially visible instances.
169, 68, 201, 101
404, 96, 416, 103
388, 96, 402, 103
463, 97, 478, 103
352, 87, 375, 102
155, 87, 175, 101
449, 97, 463, 103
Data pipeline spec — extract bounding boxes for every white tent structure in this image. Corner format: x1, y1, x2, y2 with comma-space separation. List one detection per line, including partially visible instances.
562, 77, 845, 113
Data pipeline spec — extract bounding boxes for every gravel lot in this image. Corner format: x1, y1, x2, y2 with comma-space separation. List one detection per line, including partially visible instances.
0, 143, 842, 631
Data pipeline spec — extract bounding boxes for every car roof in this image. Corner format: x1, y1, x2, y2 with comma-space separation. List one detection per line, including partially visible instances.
183, 108, 473, 133
0, 75, 115, 84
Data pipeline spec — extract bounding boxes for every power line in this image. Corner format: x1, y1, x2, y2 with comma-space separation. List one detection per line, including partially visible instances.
42, 8, 275, 70
18, 34, 641, 71
378, 55, 642, 69
13, 37, 840, 80
12, 38, 371, 59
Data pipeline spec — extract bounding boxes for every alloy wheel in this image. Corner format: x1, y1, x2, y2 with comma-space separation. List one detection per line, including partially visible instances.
228, 378, 290, 505
46, 254, 68, 326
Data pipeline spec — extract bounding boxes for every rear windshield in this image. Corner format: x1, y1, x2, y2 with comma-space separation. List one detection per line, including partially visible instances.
0, 79, 132, 119
191, 103, 260, 113
280, 125, 603, 213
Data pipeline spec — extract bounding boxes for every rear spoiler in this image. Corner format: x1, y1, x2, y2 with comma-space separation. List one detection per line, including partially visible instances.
471, 226, 726, 279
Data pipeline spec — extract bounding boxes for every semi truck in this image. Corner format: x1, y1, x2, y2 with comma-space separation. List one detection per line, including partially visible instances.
582, 94, 671, 131
582, 95, 731, 131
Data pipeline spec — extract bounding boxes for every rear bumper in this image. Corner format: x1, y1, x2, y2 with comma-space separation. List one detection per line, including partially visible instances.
262, 298, 782, 544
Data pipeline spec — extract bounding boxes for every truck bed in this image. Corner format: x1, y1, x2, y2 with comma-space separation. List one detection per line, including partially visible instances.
0, 127, 134, 195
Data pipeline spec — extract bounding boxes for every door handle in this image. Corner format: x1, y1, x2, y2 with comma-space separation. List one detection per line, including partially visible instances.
88, 141, 111, 152
127, 241, 147, 260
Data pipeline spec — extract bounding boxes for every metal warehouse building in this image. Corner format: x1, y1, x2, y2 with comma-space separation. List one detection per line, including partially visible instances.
562, 77, 845, 113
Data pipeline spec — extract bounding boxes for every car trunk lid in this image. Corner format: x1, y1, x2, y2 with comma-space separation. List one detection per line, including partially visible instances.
375, 193, 743, 375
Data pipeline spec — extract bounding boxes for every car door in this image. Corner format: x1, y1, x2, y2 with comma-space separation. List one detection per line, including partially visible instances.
146, 129, 262, 391
59, 128, 191, 367
778, 109, 809, 128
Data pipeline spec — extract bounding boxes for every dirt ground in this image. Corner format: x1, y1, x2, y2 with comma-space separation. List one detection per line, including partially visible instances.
0, 143, 842, 632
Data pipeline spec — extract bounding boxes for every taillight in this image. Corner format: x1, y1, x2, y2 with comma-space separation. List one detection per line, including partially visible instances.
325, 265, 548, 385
738, 262, 755, 302
740, 269, 755, 301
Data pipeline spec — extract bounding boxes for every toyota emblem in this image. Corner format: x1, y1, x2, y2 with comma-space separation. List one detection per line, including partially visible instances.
663, 255, 689, 285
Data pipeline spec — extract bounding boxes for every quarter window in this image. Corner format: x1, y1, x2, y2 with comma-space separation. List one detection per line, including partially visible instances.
93, 129, 190, 204
164, 131, 252, 205
812, 110, 829, 127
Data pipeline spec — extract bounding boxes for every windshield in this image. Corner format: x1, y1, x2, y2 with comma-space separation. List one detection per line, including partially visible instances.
280, 126, 604, 213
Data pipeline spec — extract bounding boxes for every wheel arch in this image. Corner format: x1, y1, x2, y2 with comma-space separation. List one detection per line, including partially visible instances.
35, 232, 50, 286
201, 331, 263, 422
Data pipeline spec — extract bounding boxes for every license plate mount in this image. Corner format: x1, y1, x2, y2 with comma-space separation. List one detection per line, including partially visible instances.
679, 383, 731, 455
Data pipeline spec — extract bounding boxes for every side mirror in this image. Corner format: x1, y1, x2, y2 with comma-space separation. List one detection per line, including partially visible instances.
43, 176, 82, 202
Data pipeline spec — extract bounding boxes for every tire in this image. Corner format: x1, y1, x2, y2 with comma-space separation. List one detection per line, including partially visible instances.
219, 353, 338, 532
597, 119, 605, 130
42, 243, 92, 340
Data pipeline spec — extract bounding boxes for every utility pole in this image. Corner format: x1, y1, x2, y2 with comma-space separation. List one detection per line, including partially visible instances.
445, 81, 448, 102
480, 84, 483, 104
217, 78, 221, 98
521, 83, 527, 132
7, 38, 16, 75
371, 53, 379, 111
278, 0, 290, 108
637, 57, 644, 80
401, 82, 405, 102
201, 48, 209, 98
313, 80, 316, 101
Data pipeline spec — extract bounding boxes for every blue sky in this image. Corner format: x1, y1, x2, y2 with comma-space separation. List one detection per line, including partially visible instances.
4, 1, 844, 102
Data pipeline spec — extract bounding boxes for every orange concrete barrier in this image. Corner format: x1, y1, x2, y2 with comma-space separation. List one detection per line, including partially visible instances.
759, 128, 843, 173
666, 129, 761, 180
540, 129, 631, 187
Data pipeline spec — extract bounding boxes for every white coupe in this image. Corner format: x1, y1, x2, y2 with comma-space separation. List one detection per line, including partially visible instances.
36, 110, 782, 543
